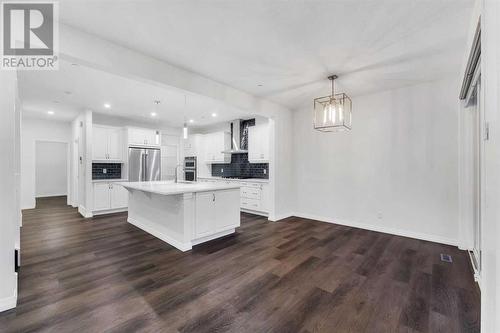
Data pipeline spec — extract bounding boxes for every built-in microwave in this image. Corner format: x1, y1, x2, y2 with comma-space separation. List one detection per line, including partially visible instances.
184, 156, 196, 169
184, 156, 197, 182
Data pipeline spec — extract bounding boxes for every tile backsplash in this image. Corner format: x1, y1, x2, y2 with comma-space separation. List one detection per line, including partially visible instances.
211, 153, 268, 179
92, 163, 122, 180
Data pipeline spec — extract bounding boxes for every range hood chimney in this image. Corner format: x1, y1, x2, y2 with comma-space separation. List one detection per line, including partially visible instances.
222, 119, 248, 154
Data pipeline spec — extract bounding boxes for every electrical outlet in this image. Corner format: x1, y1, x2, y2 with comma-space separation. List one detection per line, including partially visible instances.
103, 168, 107, 174
221, 168, 224, 173
263, 168, 267, 175
377, 212, 383, 219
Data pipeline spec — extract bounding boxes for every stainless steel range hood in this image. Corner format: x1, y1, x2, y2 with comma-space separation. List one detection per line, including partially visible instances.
222, 119, 248, 154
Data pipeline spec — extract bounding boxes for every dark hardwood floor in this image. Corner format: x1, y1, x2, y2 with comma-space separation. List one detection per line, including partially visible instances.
0, 196, 479, 332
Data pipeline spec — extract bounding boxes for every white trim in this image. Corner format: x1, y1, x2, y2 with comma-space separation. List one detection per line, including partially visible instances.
0, 282, 17, 313
192, 229, 235, 246
467, 250, 482, 289
268, 212, 293, 222
93, 207, 128, 216
128, 216, 192, 252
78, 205, 93, 218
293, 212, 458, 246
240, 208, 268, 218
35, 193, 68, 198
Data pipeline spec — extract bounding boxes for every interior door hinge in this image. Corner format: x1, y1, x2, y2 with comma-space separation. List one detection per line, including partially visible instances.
484, 122, 490, 141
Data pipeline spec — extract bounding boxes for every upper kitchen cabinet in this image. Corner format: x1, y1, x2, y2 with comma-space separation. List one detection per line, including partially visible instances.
248, 121, 269, 163
93, 125, 124, 162
183, 133, 204, 157
205, 131, 231, 164
128, 127, 160, 147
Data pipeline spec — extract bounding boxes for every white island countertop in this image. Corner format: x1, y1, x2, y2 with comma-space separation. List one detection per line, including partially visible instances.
117, 181, 240, 196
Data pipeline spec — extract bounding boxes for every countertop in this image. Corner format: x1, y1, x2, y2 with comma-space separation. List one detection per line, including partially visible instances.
92, 178, 128, 183
117, 181, 240, 196
198, 177, 269, 183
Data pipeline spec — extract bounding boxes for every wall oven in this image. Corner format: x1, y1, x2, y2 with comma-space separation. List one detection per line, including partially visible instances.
184, 156, 197, 182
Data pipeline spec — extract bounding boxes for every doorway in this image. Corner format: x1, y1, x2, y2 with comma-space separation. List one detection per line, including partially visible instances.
35, 141, 69, 200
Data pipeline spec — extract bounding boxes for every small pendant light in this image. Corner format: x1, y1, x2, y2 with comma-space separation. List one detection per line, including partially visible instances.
183, 95, 188, 139
313, 75, 352, 131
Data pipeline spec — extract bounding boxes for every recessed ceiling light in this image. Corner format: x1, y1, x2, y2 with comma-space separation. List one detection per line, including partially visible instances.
211, 113, 217, 117
189, 119, 194, 123
71, 63, 79, 66
257, 84, 263, 87
53, 100, 60, 104
150, 112, 157, 117
104, 103, 111, 109
47, 110, 54, 115
64, 91, 72, 95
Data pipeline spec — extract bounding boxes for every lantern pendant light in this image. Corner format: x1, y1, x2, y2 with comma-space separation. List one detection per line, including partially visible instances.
313, 75, 352, 132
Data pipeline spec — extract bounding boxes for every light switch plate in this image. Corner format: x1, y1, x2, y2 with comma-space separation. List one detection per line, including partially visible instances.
103, 168, 107, 174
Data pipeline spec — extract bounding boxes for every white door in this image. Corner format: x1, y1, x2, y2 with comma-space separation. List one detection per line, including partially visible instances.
215, 190, 240, 231
110, 183, 128, 209
92, 126, 108, 160
107, 128, 122, 161
471, 76, 482, 273
195, 191, 216, 238
93, 183, 111, 211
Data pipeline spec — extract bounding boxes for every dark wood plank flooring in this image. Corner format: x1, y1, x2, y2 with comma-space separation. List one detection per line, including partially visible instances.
0, 196, 480, 332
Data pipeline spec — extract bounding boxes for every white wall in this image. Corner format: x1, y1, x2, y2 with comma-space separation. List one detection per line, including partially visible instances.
0, 71, 19, 311
35, 141, 68, 197
292, 77, 460, 245
478, 0, 500, 331
21, 117, 71, 209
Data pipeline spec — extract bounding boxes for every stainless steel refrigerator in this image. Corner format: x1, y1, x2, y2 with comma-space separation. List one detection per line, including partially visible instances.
128, 147, 161, 182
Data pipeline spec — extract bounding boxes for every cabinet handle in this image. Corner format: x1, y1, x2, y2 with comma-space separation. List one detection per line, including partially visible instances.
213, 193, 215, 202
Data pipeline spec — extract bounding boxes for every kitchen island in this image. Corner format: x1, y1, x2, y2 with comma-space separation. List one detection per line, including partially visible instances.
118, 181, 241, 251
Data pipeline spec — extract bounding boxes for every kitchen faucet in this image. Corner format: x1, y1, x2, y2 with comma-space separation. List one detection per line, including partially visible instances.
175, 164, 183, 183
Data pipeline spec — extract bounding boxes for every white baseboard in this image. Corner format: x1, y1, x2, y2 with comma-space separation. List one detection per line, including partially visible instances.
268, 212, 293, 222
78, 205, 93, 218
0, 282, 17, 313
293, 212, 458, 247
93, 208, 128, 216
192, 229, 235, 246
127, 216, 192, 252
241, 208, 268, 218
35, 193, 67, 198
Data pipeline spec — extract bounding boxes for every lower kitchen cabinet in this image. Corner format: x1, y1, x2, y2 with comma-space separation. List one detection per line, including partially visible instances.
93, 181, 128, 214
198, 178, 270, 216
194, 189, 240, 238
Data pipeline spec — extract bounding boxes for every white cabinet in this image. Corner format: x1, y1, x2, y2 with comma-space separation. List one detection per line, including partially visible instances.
238, 181, 269, 214
93, 182, 128, 212
128, 128, 160, 147
194, 191, 216, 238
215, 189, 241, 231
183, 134, 204, 157
93, 125, 123, 161
194, 190, 240, 238
248, 122, 269, 163
93, 182, 111, 211
111, 184, 128, 209
204, 131, 231, 164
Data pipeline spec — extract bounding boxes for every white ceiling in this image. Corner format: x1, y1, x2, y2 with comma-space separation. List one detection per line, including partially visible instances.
58, 0, 474, 110
18, 60, 251, 126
